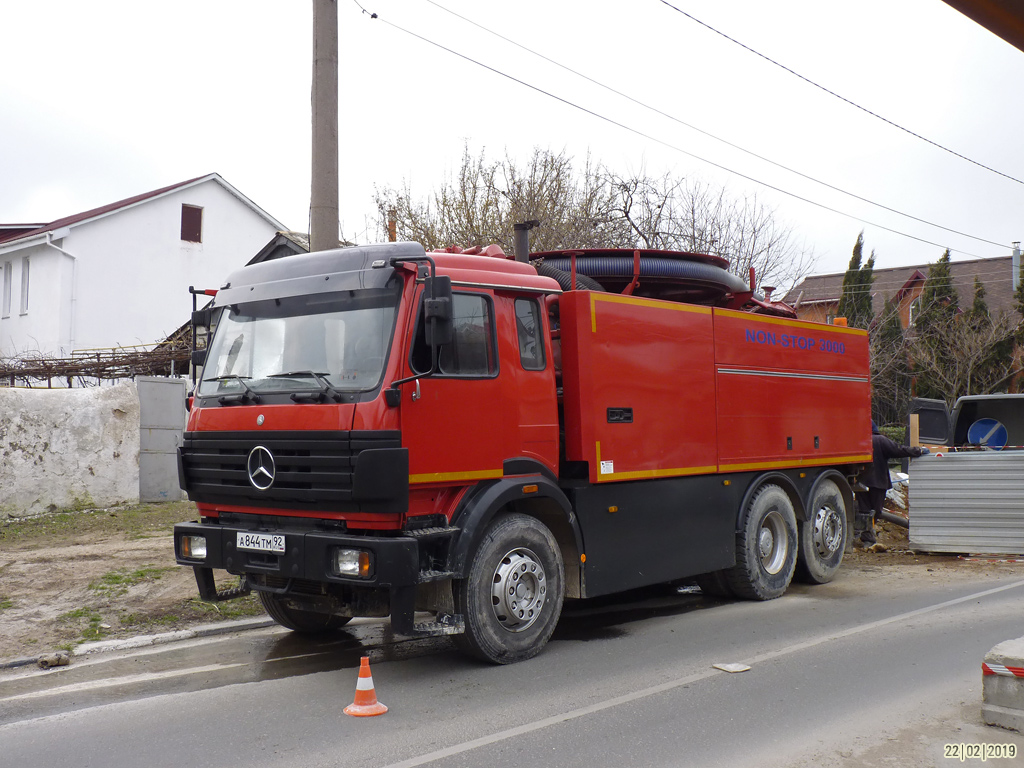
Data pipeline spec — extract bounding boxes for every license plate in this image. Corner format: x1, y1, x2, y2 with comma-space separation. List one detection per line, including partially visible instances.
236, 532, 285, 554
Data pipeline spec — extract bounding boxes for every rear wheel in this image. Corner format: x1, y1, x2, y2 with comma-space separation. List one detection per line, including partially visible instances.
258, 591, 352, 634
795, 479, 847, 584
726, 484, 797, 600
455, 513, 564, 664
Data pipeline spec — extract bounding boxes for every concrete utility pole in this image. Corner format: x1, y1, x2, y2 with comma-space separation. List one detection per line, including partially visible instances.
1013, 241, 1021, 292
310, 0, 339, 252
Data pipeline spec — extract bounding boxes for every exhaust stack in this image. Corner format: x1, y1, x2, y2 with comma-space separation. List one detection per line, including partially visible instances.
513, 220, 540, 263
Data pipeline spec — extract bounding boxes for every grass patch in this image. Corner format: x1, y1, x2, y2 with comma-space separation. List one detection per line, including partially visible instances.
0, 597, 13, 610
116, 593, 265, 634
0, 500, 198, 548
89, 566, 175, 597
184, 594, 265, 621
58, 606, 108, 643
120, 611, 183, 629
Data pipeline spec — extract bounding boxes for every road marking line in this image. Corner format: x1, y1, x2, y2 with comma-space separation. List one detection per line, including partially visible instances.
0, 663, 248, 702
380, 578, 1024, 768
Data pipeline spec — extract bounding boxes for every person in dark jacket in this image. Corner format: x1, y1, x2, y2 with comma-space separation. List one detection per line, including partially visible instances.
856, 422, 927, 545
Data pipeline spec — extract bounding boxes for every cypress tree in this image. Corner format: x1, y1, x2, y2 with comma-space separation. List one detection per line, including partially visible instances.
837, 232, 875, 329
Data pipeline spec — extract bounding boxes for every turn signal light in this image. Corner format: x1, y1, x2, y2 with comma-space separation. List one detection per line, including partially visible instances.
181, 535, 207, 560
332, 548, 373, 578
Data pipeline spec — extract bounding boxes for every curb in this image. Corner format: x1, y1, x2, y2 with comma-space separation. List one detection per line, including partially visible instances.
0, 617, 276, 671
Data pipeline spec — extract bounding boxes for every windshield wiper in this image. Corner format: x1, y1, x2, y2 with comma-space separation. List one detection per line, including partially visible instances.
202, 375, 261, 405
270, 371, 345, 403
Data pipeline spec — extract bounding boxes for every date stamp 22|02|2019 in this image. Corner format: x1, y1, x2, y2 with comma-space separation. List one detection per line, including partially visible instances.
944, 743, 1018, 762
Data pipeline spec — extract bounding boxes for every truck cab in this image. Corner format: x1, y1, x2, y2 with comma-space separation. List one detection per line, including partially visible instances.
176, 242, 567, 651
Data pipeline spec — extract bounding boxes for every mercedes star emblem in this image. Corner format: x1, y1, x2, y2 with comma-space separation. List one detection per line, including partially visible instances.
256, 414, 265, 426
247, 445, 276, 490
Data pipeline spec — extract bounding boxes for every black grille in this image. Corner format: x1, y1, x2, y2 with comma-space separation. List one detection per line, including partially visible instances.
180, 430, 401, 511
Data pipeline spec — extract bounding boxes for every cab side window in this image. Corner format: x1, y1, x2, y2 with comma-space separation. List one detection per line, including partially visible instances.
515, 298, 546, 371
411, 292, 497, 376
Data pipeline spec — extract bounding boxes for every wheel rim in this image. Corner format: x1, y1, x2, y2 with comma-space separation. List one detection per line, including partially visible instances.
490, 547, 547, 632
813, 504, 844, 558
758, 510, 789, 575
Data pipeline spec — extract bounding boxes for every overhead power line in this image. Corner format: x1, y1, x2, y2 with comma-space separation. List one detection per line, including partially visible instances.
356, 5, 1006, 259
422, 0, 1005, 250
657, 0, 1024, 187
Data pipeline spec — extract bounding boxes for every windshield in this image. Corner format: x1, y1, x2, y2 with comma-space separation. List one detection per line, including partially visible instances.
197, 285, 401, 398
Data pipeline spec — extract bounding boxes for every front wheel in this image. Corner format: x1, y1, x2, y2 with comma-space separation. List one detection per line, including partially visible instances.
726, 484, 797, 600
454, 513, 565, 664
258, 591, 352, 634
795, 479, 848, 584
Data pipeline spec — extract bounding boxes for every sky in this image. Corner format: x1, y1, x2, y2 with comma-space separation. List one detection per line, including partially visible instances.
2, 0, 1022, 293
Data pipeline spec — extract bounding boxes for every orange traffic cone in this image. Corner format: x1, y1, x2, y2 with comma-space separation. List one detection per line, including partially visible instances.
344, 656, 388, 717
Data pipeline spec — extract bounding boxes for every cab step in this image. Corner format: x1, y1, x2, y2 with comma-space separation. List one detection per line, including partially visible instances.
417, 568, 457, 583
411, 612, 465, 637
193, 567, 251, 602
405, 525, 460, 540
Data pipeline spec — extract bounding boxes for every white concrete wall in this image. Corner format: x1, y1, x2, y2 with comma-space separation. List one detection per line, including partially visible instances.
0, 384, 141, 518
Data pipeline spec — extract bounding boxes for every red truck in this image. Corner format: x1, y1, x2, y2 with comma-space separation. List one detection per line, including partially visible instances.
174, 241, 871, 663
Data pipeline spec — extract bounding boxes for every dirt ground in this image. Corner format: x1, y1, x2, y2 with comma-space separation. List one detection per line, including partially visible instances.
0, 500, 1020, 664
0, 501, 263, 662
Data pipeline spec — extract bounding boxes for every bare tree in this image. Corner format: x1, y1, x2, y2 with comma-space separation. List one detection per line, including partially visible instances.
375, 146, 817, 290
908, 309, 1021, 409
375, 145, 620, 253
600, 170, 815, 290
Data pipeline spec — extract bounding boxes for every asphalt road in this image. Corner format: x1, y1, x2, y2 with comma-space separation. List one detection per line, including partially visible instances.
2, 565, 1023, 768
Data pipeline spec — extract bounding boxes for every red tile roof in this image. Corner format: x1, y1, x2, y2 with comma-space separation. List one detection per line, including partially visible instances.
0, 174, 211, 246
0, 224, 47, 244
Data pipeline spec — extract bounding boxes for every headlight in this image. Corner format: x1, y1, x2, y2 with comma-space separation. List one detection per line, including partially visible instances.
332, 548, 372, 578
180, 535, 207, 560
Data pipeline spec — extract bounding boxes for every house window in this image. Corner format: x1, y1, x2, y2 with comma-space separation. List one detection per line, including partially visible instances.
181, 204, 203, 243
908, 297, 922, 327
19, 256, 29, 314
2, 261, 11, 318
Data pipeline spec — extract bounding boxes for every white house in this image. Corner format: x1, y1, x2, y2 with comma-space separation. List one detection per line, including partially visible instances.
0, 173, 285, 358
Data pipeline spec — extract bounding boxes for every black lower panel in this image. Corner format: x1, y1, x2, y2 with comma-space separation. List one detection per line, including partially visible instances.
572, 475, 743, 598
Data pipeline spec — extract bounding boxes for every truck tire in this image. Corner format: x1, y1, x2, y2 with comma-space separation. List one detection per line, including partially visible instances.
695, 570, 734, 598
258, 591, 352, 634
795, 479, 847, 584
454, 513, 565, 664
726, 484, 797, 600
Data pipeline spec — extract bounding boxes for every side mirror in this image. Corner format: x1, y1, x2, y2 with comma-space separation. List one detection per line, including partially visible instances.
423, 276, 453, 347
191, 349, 208, 367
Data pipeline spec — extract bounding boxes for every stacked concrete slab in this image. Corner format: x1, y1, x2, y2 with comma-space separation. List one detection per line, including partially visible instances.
983, 637, 1024, 732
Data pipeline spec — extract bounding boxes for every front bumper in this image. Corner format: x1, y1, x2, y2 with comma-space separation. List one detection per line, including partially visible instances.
174, 521, 419, 587
174, 521, 427, 634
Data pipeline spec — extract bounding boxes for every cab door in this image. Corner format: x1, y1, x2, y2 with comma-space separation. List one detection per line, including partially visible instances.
399, 288, 514, 485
